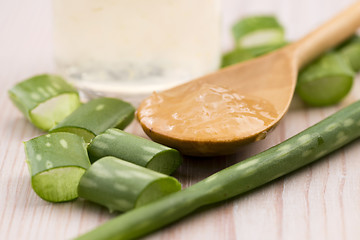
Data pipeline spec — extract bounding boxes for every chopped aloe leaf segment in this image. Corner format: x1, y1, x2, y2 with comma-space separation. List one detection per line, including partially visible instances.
232, 16, 285, 48
296, 52, 355, 106
8, 74, 81, 130
24, 132, 91, 202
221, 42, 287, 67
50, 98, 135, 142
76, 99, 360, 240
221, 49, 254, 68
78, 156, 181, 212
87, 128, 182, 175
338, 35, 360, 72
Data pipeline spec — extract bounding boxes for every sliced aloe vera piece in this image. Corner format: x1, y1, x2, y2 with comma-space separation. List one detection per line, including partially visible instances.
87, 128, 182, 175
221, 42, 287, 67
232, 16, 285, 48
8, 74, 81, 130
50, 98, 135, 142
24, 132, 91, 202
221, 49, 254, 68
296, 52, 355, 106
338, 35, 360, 72
78, 156, 181, 212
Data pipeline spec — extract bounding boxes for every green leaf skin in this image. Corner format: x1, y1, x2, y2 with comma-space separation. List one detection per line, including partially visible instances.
50, 98, 135, 142
77, 156, 181, 212
296, 52, 355, 106
338, 35, 360, 72
24, 132, 91, 202
76, 100, 360, 240
221, 42, 287, 68
221, 49, 255, 68
8, 74, 81, 130
232, 16, 285, 48
87, 128, 182, 175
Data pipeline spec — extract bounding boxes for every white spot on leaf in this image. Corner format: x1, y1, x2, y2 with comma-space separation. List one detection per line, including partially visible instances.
96, 104, 105, 111
45, 161, 53, 169
298, 134, 312, 144
115, 170, 132, 179
36, 154, 42, 161
335, 131, 348, 145
52, 82, 61, 89
234, 158, 259, 171
30, 93, 41, 100
325, 123, 339, 132
113, 183, 129, 192
46, 86, 57, 95
45, 142, 51, 147
59, 139, 68, 149
37, 87, 49, 97
344, 119, 354, 127
276, 144, 291, 154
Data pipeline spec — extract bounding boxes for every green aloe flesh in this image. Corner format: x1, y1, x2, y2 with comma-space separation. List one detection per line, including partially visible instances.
32, 167, 86, 202
24, 132, 91, 202
8, 74, 81, 130
338, 35, 360, 72
77, 156, 181, 213
232, 16, 285, 48
76, 100, 360, 240
87, 128, 182, 175
296, 52, 355, 106
50, 97, 135, 142
221, 42, 287, 68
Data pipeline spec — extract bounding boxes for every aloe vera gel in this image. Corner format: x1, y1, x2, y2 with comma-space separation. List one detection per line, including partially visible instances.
53, 0, 221, 99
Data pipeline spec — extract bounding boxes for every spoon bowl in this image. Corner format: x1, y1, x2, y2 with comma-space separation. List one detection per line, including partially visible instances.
137, 2, 360, 156
137, 49, 296, 155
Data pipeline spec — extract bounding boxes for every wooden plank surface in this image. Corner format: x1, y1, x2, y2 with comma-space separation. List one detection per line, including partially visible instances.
1, 0, 360, 239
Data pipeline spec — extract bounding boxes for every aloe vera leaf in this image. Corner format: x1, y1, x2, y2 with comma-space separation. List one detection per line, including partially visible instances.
77, 156, 181, 212
87, 128, 182, 175
76, 99, 360, 240
8, 74, 81, 130
338, 35, 360, 72
24, 132, 91, 202
232, 15, 285, 48
296, 52, 355, 106
221, 42, 287, 67
50, 97, 135, 142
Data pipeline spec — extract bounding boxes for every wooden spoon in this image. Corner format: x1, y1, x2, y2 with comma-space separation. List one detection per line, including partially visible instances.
137, 2, 360, 156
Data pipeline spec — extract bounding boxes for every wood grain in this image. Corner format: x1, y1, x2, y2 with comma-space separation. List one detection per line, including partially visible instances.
1, 0, 360, 239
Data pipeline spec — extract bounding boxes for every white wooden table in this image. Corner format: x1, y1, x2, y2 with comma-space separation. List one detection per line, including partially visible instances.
1, 0, 360, 239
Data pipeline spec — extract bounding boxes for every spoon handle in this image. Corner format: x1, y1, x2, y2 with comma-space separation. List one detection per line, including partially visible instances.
294, 1, 360, 68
